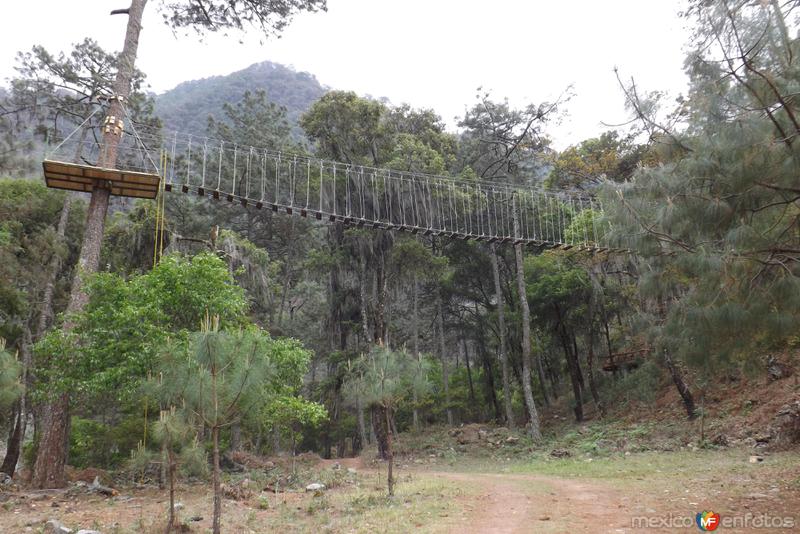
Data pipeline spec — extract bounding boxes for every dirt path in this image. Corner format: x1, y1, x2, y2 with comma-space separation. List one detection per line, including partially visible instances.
432, 471, 630, 534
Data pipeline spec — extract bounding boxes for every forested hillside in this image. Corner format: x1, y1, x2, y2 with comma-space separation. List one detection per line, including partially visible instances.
0, 1, 799, 533
154, 60, 327, 137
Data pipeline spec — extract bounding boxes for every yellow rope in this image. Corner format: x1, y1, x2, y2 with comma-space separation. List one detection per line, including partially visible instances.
153, 149, 168, 267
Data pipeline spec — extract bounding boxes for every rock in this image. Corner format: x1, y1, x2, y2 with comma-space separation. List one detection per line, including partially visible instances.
305, 483, 326, 492
90, 476, 117, 497
347, 467, 357, 474
222, 478, 253, 500
174, 501, 184, 511
76, 530, 102, 534
0, 473, 12, 485
772, 401, 800, 447
505, 436, 519, 444
189, 516, 203, 522
331, 462, 341, 470
43, 519, 72, 534
749, 455, 764, 463
767, 356, 792, 381
550, 448, 571, 458
711, 434, 729, 447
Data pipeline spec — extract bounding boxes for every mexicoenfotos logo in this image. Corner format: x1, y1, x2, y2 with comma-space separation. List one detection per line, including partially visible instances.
696, 511, 721, 531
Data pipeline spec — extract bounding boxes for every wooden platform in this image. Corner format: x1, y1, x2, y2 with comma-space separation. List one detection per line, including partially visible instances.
43, 160, 160, 199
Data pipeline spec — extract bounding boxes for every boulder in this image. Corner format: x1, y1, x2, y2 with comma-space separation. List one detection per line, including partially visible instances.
43, 519, 72, 534
305, 483, 326, 492
767, 356, 793, 381
772, 401, 800, 447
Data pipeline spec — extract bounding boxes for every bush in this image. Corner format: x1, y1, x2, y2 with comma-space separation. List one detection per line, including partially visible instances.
601, 360, 662, 407
69, 415, 144, 469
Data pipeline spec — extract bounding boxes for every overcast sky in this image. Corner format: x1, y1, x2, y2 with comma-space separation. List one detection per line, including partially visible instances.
0, 0, 692, 149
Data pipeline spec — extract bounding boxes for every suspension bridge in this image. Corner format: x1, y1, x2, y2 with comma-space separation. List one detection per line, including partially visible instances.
41, 104, 620, 252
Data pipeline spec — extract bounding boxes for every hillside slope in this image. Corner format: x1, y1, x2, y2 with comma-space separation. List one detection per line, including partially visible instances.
154, 60, 328, 136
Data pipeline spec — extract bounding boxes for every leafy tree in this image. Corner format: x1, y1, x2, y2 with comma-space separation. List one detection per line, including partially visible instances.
343, 347, 430, 496
207, 89, 293, 150
34, 0, 327, 488
547, 131, 644, 190
603, 0, 800, 416
36, 252, 248, 404
155, 316, 312, 534
262, 396, 327, 469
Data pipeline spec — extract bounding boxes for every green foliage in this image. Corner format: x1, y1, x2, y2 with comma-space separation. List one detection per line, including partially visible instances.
208, 89, 293, 149
35, 252, 248, 403
547, 131, 645, 189
153, 316, 314, 435
0, 179, 83, 344
603, 0, 800, 372
0, 339, 22, 420
602, 361, 662, 407
68, 415, 144, 469
344, 347, 432, 409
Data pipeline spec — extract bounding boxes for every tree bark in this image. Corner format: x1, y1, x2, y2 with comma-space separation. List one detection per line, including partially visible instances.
663, 351, 697, 419
462, 338, 476, 413
411, 276, 420, 430
585, 306, 605, 417
436, 290, 453, 426
1, 402, 23, 477
356, 394, 368, 450
384, 405, 394, 496
1, 327, 32, 477
230, 422, 242, 452
490, 243, 515, 428
32, 0, 149, 489
165, 448, 177, 534
477, 334, 502, 423
512, 195, 542, 440
212, 425, 222, 534
37, 196, 72, 337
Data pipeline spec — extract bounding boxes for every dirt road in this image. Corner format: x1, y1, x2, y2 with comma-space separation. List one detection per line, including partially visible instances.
434, 471, 631, 534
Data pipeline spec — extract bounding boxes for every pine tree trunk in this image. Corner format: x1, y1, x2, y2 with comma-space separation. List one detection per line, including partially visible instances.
477, 335, 502, 422
356, 394, 368, 450
490, 243, 515, 428
512, 196, 542, 440
372, 405, 388, 460
32, 0, 148, 489
664, 351, 697, 419
1, 402, 23, 477
37, 196, 72, 337
30, 392, 69, 488
557, 318, 584, 422
1, 326, 32, 476
436, 291, 453, 426
412, 276, 420, 430
585, 315, 605, 417
165, 448, 177, 534
384, 405, 394, 497
212, 425, 222, 534
535, 349, 550, 407
462, 339, 477, 413
230, 422, 241, 452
